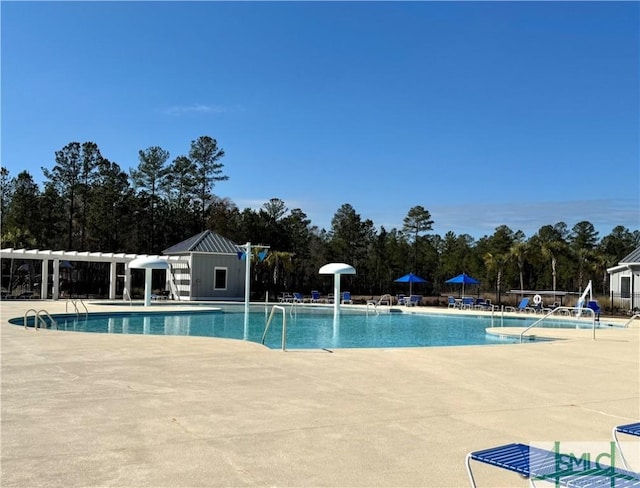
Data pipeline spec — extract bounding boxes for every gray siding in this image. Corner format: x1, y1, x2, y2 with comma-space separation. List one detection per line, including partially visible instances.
190, 254, 245, 300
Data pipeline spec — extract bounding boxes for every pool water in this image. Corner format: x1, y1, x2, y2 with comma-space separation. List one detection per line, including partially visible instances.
13, 305, 584, 349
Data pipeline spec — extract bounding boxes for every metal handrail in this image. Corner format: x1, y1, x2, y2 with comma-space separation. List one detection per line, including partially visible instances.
123, 287, 132, 306
289, 300, 300, 318
624, 314, 640, 328
24, 308, 57, 330
519, 306, 596, 343
65, 297, 88, 319
261, 305, 288, 351
24, 309, 38, 330
366, 301, 379, 315
36, 310, 58, 330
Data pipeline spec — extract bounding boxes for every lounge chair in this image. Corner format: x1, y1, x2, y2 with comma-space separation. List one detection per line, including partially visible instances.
341, 291, 353, 304
587, 300, 601, 321
448, 296, 460, 309
461, 297, 475, 310
466, 442, 640, 488
292, 292, 304, 303
613, 422, 640, 470
279, 293, 293, 303
474, 298, 495, 311
406, 295, 421, 306
505, 297, 531, 313
396, 294, 407, 306
310, 290, 321, 303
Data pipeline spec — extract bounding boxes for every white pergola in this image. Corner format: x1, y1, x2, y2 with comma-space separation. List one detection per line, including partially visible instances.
0, 248, 183, 300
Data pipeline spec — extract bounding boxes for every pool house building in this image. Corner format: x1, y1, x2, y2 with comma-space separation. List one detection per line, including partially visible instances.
0, 230, 246, 302
607, 246, 640, 313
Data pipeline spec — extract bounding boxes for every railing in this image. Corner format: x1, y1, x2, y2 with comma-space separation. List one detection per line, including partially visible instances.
261, 305, 288, 351
23, 309, 58, 330
123, 287, 132, 306
624, 314, 640, 328
24, 309, 38, 330
65, 297, 88, 319
366, 301, 379, 315
288, 300, 300, 318
519, 306, 597, 343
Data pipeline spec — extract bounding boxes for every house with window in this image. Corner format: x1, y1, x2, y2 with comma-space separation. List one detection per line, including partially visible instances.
0, 229, 246, 301
163, 230, 245, 301
607, 246, 640, 313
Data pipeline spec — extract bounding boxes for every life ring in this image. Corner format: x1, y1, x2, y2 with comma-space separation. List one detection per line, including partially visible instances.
533, 294, 542, 305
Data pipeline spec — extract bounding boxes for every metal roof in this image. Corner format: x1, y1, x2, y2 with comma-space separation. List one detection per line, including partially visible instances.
162, 230, 240, 255
620, 247, 640, 264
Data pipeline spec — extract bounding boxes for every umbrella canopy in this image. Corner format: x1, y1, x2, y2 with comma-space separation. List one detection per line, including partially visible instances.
445, 273, 479, 298
394, 272, 427, 296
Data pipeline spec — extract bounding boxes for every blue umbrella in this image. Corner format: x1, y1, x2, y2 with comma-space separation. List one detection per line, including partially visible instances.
394, 272, 428, 296
445, 273, 479, 298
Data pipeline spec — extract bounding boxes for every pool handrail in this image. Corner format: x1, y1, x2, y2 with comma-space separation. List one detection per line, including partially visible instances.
23, 308, 57, 330
65, 297, 88, 319
262, 305, 288, 351
36, 309, 58, 329
123, 287, 132, 306
624, 313, 640, 328
519, 306, 597, 342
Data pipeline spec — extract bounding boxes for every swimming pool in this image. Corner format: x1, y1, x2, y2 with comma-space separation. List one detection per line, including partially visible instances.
14, 304, 592, 349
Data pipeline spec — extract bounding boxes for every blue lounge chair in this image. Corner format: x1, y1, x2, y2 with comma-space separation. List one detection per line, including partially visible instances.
613, 422, 640, 470
341, 291, 352, 304
292, 292, 303, 303
461, 297, 475, 309
587, 300, 601, 321
474, 298, 494, 311
310, 290, 321, 303
406, 295, 421, 306
396, 294, 407, 306
448, 296, 460, 309
466, 442, 640, 487
505, 297, 530, 313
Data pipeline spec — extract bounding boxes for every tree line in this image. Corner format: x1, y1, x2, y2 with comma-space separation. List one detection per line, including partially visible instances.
1, 137, 638, 304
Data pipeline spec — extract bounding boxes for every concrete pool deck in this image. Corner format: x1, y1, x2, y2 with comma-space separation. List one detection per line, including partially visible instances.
1, 300, 639, 487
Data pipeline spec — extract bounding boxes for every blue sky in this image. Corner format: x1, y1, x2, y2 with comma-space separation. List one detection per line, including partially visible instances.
2, 1, 639, 239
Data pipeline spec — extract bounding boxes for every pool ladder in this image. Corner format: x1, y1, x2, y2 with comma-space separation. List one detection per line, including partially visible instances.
624, 314, 640, 328
66, 297, 88, 319
24, 309, 58, 330
519, 306, 597, 342
261, 305, 288, 351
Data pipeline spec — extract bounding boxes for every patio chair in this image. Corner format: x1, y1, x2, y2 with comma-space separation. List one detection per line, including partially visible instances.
461, 297, 475, 309
447, 296, 460, 309
279, 293, 293, 303
396, 294, 407, 305
341, 291, 353, 304
466, 442, 640, 488
406, 295, 421, 306
292, 292, 304, 303
587, 300, 601, 321
613, 421, 640, 470
310, 290, 321, 303
473, 298, 493, 311
505, 297, 530, 313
